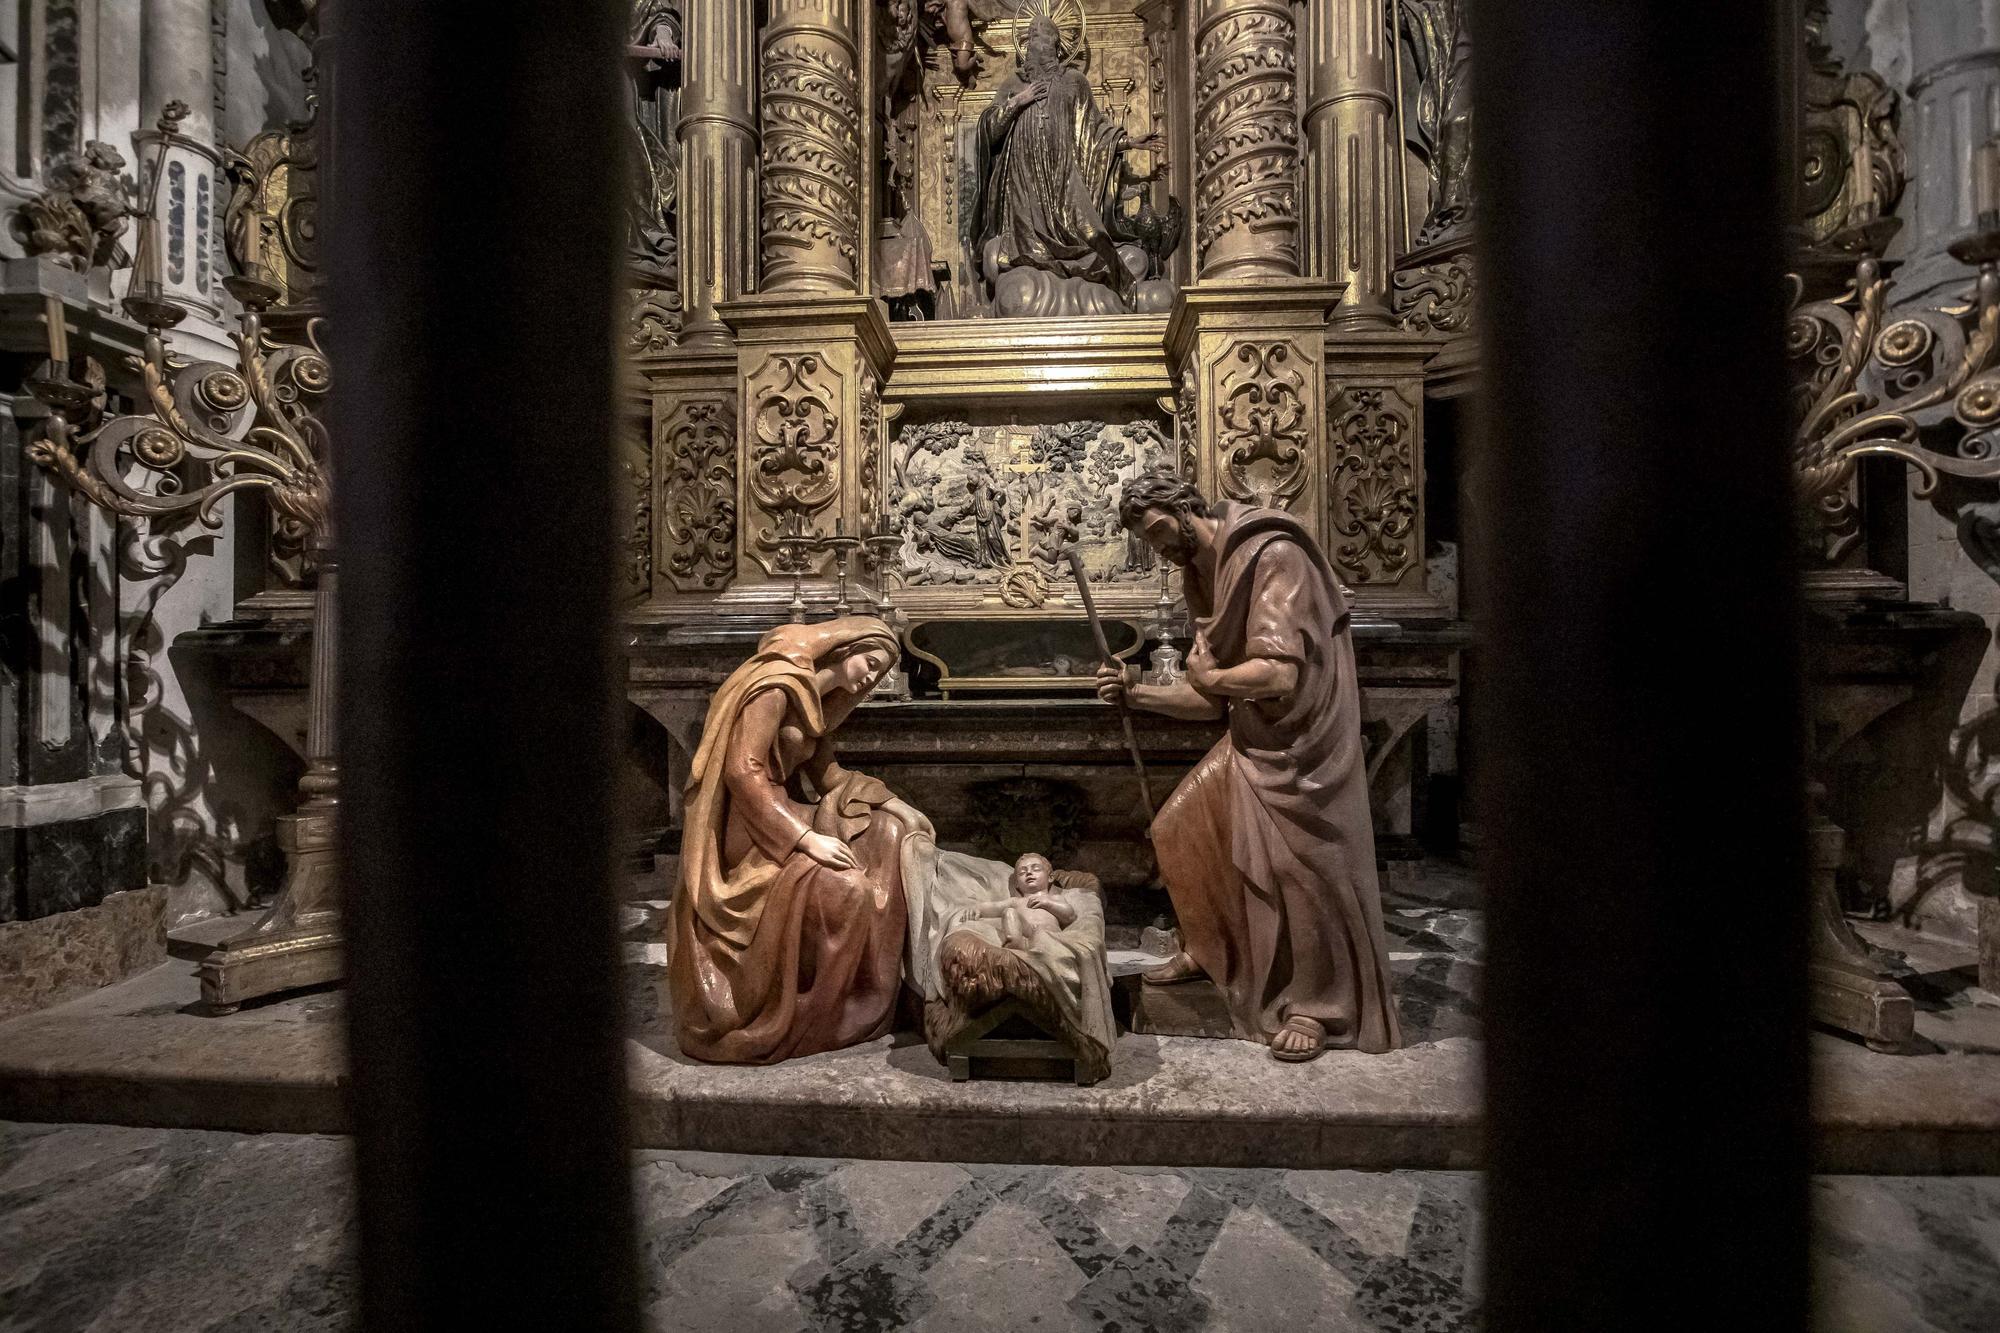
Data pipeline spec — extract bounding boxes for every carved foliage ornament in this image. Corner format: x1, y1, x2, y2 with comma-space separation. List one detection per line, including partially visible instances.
1175, 366, 1199, 480
12, 141, 134, 271
1216, 340, 1310, 511
1192, 0, 1299, 272
1328, 385, 1418, 583
749, 353, 842, 574
660, 394, 738, 592
1394, 248, 1475, 335
859, 369, 883, 510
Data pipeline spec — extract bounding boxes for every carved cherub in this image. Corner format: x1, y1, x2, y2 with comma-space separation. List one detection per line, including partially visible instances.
12, 141, 135, 272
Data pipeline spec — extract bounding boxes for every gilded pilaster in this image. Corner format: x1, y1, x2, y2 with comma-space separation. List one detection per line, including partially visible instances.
760, 0, 864, 293
1167, 284, 1340, 545
1191, 0, 1301, 281
676, 0, 758, 347
1323, 333, 1443, 617
718, 295, 896, 597
1304, 0, 1398, 326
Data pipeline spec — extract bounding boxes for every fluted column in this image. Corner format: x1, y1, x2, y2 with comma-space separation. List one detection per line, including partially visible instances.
677, 0, 759, 346
1192, 0, 1301, 281
1305, 0, 1397, 325
1896, 7, 2000, 310
760, 0, 864, 293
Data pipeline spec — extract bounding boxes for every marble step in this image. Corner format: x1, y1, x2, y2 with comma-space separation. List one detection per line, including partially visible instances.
1, 953, 1997, 1173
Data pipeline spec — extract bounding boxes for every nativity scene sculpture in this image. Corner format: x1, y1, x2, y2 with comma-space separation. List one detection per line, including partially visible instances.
666, 473, 1402, 1074
668, 616, 1117, 1078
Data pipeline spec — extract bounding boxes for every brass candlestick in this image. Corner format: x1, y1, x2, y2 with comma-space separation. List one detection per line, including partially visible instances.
24, 103, 338, 1014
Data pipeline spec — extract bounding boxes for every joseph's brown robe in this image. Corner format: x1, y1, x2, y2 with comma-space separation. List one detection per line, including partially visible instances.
1152, 503, 1402, 1053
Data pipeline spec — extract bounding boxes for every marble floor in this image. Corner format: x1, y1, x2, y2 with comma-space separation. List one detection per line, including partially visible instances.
2, 1120, 1997, 1332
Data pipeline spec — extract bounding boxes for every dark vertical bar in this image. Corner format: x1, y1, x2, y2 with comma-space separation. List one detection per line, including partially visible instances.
328, 2, 639, 1328
1469, 4, 1808, 1329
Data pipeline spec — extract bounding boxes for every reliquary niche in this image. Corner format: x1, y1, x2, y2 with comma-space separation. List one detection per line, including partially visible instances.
886, 0, 1177, 321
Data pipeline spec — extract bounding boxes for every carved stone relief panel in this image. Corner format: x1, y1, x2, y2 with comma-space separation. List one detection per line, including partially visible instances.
1327, 383, 1420, 585
656, 392, 738, 592
745, 350, 845, 575
890, 416, 1172, 596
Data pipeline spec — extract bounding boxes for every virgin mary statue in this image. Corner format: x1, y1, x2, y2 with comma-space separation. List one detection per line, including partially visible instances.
669, 617, 917, 1064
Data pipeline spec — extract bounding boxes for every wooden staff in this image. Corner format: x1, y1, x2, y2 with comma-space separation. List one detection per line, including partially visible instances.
1064, 547, 1157, 822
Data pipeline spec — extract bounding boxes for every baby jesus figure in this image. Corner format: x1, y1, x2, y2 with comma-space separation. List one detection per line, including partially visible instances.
926, 850, 1116, 1082
965, 853, 1075, 949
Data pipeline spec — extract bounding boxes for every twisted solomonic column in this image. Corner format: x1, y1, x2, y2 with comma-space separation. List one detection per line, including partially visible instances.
760, 0, 864, 294
1193, 0, 1302, 282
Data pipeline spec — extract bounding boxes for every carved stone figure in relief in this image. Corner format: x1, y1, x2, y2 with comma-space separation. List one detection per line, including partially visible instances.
972, 15, 1164, 317
626, 1, 681, 303
891, 419, 1167, 588
1399, 0, 1473, 245
1098, 473, 1401, 1060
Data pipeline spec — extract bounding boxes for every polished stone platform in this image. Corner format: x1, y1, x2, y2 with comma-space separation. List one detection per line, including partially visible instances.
0, 864, 1995, 1172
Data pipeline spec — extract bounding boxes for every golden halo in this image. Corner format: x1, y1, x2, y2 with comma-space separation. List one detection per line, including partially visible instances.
1011, 0, 1087, 66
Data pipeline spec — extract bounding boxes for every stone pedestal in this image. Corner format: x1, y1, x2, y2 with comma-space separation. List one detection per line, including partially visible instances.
1325, 331, 1444, 619
1167, 283, 1341, 544
716, 294, 895, 598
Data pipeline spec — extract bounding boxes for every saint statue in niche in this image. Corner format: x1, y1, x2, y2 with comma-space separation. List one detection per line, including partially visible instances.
971, 13, 1165, 318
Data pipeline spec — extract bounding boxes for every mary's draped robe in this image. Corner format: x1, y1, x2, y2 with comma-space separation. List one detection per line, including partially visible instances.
1152, 503, 1403, 1053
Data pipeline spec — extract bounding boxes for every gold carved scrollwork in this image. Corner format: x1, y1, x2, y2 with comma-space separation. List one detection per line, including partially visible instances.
1790, 258, 2000, 564
1216, 340, 1309, 510
1328, 385, 1418, 583
1174, 367, 1199, 480
761, 12, 863, 291
1800, 3, 1904, 246
859, 369, 883, 511
1394, 249, 1476, 336
1193, 0, 1300, 279
749, 353, 842, 574
659, 394, 737, 592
